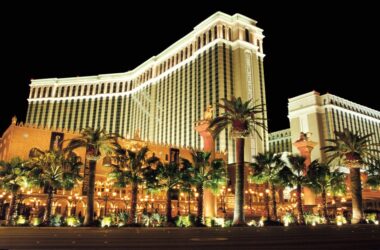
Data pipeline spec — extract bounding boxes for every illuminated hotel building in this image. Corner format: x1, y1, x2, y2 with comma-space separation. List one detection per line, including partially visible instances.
288, 91, 380, 162
268, 128, 292, 154
25, 12, 268, 163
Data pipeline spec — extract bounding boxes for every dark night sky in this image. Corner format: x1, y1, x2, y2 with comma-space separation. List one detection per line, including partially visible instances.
1, 2, 379, 134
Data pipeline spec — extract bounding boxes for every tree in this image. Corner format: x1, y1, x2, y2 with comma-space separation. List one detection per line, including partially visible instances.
209, 96, 265, 226
107, 146, 160, 225
322, 128, 380, 223
279, 155, 309, 225
306, 161, 346, 223
0, 157, 29, 225
250, 152, 284, 221
366, 159, 380, 189
28, 148, 82, 225
182, 151, 226, 226
65, 127, 120, 226
146, 162, 192, 225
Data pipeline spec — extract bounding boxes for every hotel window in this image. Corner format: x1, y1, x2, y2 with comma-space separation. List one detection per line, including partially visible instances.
72, 86, 76, 96
190, 44, 193, 56
208, 29, 212, 42
197, 37, 200, 49
203, 33, 206, 46
66, 87, 70, 97
113, 83, 117, 93
119, 83, 123, 92
95, 84, 99, 94
90, 85, 93, 95
181, 51, 183, 61
222, 26, 226, 39
214, 26, 218, 39
31, 88, 35, 98
84, 86, 87, 95
42, 87, 47, 98
107, 83, 111, 93
101, 84, 105, 93
78, 86, 82, 96
37, 88, 41, 98
245, 29, 250, 42
48, 87, 52, 97
60, 87, 65, 97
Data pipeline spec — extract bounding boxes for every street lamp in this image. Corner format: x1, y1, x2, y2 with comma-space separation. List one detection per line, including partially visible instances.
69, 194, 82, 216
98, 187, 116, 216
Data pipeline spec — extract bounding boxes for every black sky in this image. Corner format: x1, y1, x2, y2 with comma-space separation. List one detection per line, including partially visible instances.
1, 2, 379, 134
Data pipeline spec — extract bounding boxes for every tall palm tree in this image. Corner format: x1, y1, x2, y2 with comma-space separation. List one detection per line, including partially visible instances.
28, 148, 82, 225
108, 146, 160, 225
0, 157, 29, 225
146, 162, 192, 225
322, 128, 380, 223
250, 152, 284, 221
366, 159, 380, 189
65, 127, 120, 226
182, 151, 226, 226
306, 161, 346, 223
279, 155, 309, 225
209, 96, 265, 226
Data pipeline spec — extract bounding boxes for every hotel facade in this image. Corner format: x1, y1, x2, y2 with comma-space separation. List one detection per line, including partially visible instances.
287, 91, 380, 162
268, 91, 380, 210
25, 12, 268, 163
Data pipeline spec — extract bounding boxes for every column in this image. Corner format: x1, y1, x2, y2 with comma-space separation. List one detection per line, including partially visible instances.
194, 120, 216, 219
293, 133, 317, 206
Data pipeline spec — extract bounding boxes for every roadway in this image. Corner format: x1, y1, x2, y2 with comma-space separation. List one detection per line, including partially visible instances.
0, 224, 379, 249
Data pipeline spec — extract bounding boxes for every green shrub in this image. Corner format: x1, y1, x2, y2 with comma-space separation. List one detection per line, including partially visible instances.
282, 212, 295, 226
50, 214, 63, 227
31, 217, 42, 227
101, 216, 112, 227
65, 216, 81, 227
175, 215, 195, 227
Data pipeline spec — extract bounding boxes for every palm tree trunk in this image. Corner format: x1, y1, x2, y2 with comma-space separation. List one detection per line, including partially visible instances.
321, 188, 329, 224
43, 186, 54, 225
233, 137, 246, 226
265, 182, 270, 221
6, 191, 17, 225
271, 183, 278, 221
166, 188, 173, 223
84, 160, 96, 226
196, 184, 204, 226
296, 184, 305, 225
128, 182, 138, 224
350, 167, 363, 224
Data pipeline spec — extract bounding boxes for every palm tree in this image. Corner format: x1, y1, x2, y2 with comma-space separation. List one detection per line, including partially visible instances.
366, 159, 380, 189
306, 161, 346, 223
322, 128, 380, 223
65, 127, 120, 226
209, 96, 265, 226
279, 155, 309, 225
250, 152, 284, 221
182, 151, 226, 226
28, 148, 82, 225
108, 146, 160, 225
146, 162, 192, 225
0, 157, 29, 225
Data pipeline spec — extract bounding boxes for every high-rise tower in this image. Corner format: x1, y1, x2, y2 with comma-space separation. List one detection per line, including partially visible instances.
26, 12, 267, 162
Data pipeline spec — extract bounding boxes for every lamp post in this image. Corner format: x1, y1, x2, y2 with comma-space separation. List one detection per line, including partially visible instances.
69, 194, 82, 216
245, 189, 254, 215
98, 187, 116, 216
0, 193, 5, 219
